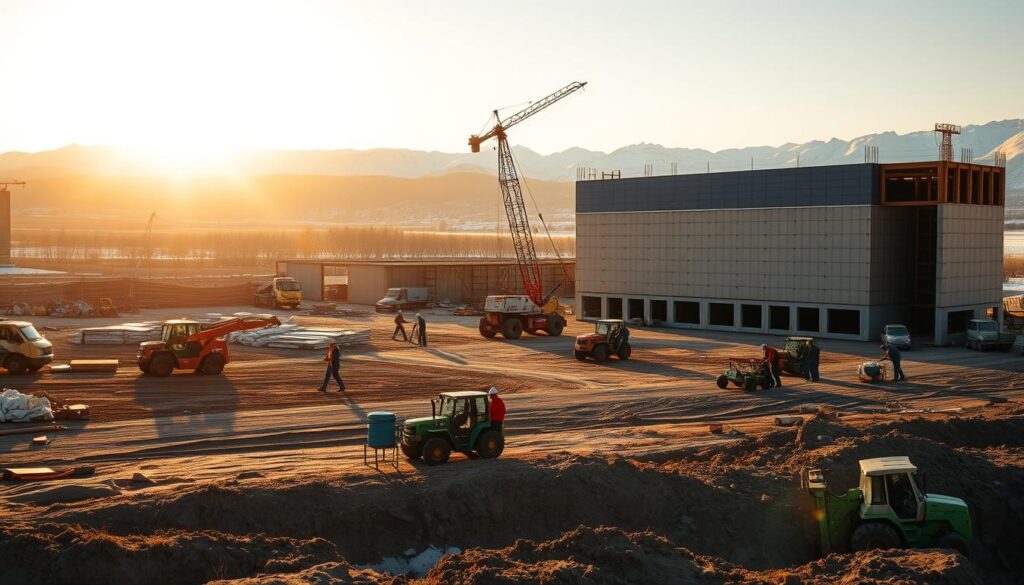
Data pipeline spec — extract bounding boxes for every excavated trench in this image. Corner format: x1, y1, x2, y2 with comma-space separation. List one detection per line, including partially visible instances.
2, 412, 1023, 585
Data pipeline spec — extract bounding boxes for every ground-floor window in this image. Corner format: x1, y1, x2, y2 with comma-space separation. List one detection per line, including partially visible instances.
797, 307, 820, 332
947, 309, 972, 334
827, 308, 860, 335
674, 301, 700, 324
741, 304, 762, 329
769, 305, 790, 330
628, 298, 644, 321
650, 299, 667, 322
581, 296, 601, 319
709, 303, 734, 327
607, 297, 623, 319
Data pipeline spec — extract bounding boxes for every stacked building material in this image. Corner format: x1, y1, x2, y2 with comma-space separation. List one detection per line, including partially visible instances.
71, 323, 162, 344
227, 325, 370, 350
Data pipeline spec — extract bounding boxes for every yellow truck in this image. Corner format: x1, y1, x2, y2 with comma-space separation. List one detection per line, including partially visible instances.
253, 277, 302, 310
0, 320, 53, 374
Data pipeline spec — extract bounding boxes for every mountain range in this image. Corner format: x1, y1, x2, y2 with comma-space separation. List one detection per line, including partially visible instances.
2, 119, 1022, 188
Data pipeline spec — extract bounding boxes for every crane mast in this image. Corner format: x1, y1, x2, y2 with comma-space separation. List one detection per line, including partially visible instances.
469, 81, 586, 306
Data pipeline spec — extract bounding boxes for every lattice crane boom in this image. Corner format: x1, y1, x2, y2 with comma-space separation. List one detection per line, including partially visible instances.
468, 81, 586, 306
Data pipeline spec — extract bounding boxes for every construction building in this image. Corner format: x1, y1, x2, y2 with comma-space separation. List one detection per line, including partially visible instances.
575, 161, 1005, 345
279, 259, 575, 305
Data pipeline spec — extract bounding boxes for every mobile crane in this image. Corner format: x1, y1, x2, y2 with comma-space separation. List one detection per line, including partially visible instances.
469, 81, 586, 340
138, 315, 280, 377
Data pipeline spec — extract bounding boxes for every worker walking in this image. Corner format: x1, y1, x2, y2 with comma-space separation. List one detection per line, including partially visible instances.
392, 309, 408, 341
416, 313, 428, 347
488, 386, 505, 432
318, 342, 345, 392
804, 339, 821, 382
761, 343, 782, 388
881, 343, 906, 382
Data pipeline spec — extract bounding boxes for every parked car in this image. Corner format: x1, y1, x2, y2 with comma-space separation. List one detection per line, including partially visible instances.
0, 320, 53, 374
375, 287, 429, 312
880, 324, 912, 350
966, 318, 1015, 351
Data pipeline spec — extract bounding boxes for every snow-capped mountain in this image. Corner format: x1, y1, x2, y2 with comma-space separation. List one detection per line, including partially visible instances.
2, 119, 1023, 188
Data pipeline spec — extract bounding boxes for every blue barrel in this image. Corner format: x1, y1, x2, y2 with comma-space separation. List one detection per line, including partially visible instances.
367, 411, 397, 449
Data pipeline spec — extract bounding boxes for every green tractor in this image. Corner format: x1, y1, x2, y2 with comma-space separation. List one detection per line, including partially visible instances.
400, 391, 505, 465
803, 457, 972, 556
779, 336, 812, 376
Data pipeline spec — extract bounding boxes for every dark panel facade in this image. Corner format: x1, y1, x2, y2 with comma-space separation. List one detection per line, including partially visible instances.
577, 163, 880, 213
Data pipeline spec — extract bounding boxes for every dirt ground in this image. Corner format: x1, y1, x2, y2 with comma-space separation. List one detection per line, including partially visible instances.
1, 304, 1023, 584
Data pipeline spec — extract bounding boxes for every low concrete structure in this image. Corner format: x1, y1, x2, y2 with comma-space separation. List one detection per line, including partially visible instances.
576, 162, 1005, 345
279, 259, 575, 305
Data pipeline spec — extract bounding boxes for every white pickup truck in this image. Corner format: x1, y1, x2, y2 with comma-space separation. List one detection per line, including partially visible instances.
965, 318, 1015, 351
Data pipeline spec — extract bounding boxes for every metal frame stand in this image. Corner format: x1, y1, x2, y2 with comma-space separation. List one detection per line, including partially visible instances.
363, 426, 401, 471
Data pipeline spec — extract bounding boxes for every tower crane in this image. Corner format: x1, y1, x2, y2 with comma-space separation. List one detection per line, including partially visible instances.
469, 81, 586, 340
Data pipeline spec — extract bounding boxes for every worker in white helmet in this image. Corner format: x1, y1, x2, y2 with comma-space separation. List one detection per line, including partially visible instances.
488, 386, 505, 432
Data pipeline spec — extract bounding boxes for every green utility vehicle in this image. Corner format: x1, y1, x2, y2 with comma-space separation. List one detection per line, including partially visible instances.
716, 357, 768, 391
803, 457, 972, 556
400, 391, 504, 465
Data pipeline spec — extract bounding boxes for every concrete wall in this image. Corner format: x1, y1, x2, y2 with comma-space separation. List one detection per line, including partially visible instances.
935, 204, 1004, 309
285, 263, 323, 302
576, 206, 873, 306
347, 265, 392, 305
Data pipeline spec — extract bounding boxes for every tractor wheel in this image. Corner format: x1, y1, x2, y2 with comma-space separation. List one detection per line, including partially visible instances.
592, 344, 609, 363
401, 443, 423, 460
850, 522, 901, 552
475, 430, 504, 459
546, 316, 564, 337
617, 342, 632, 360
501, 318, 523, 340
200, 353, 226, 375
479, 318, 497, 338
743, 377, 757, 392
574, 350, 588, 362
148, 354, 175, 378
421, 437, 451, 466
716, 375, 729, 389
4, 354, 29, 375
936, 532, 969, 556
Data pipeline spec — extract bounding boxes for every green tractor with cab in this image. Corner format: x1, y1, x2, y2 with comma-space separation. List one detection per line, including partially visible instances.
400, 391, 505, 465
803, 456, 972, 556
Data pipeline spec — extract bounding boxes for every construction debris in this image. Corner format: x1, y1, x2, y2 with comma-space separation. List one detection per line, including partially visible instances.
3, 299, 118, 318
72, 322, 161, 344
69, 359, 119, 373
2, 466, 94, 481
0, 424, 66, 437
308, 304, 372, 318
228, 324, 370, 350
0, 389, 54, 423
774, 416, 803, 427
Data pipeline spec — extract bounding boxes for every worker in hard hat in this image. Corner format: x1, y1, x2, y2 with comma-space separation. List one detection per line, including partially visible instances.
488, 386, 505, 432
416, 312, 428, 347
761, 343, 782, 388
392, 309, 409, 341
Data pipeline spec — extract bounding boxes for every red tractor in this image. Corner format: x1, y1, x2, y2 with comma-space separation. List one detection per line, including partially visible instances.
137, 315, 280, 377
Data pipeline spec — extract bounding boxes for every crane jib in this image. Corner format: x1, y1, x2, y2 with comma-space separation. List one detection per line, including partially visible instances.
468, 81, 586, 308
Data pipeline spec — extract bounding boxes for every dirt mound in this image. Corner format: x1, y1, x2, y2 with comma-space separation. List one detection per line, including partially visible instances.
413, 526, 708, 585
0, 523, 344, 585
666, 413, 1024, 571
413, 526, 982, 585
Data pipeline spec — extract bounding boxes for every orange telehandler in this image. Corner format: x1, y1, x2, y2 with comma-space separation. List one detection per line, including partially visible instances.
137, 315, 280, 377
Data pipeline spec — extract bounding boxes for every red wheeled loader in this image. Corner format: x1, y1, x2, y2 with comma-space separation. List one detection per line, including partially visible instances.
137, 315, 280, 377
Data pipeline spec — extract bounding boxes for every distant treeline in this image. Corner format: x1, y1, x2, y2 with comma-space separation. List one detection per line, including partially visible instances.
12, 226, 575, 267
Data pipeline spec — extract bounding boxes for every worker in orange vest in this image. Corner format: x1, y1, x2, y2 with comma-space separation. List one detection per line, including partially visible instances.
318, 342, 345, 392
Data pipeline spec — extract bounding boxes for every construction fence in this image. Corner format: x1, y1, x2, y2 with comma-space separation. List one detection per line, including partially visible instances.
0, 278, 261, 309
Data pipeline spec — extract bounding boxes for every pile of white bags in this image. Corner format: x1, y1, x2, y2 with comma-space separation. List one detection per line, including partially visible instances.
0, 388, 54, 423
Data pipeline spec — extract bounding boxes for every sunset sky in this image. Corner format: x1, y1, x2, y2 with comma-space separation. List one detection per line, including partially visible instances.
1, 0, 1022, 158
